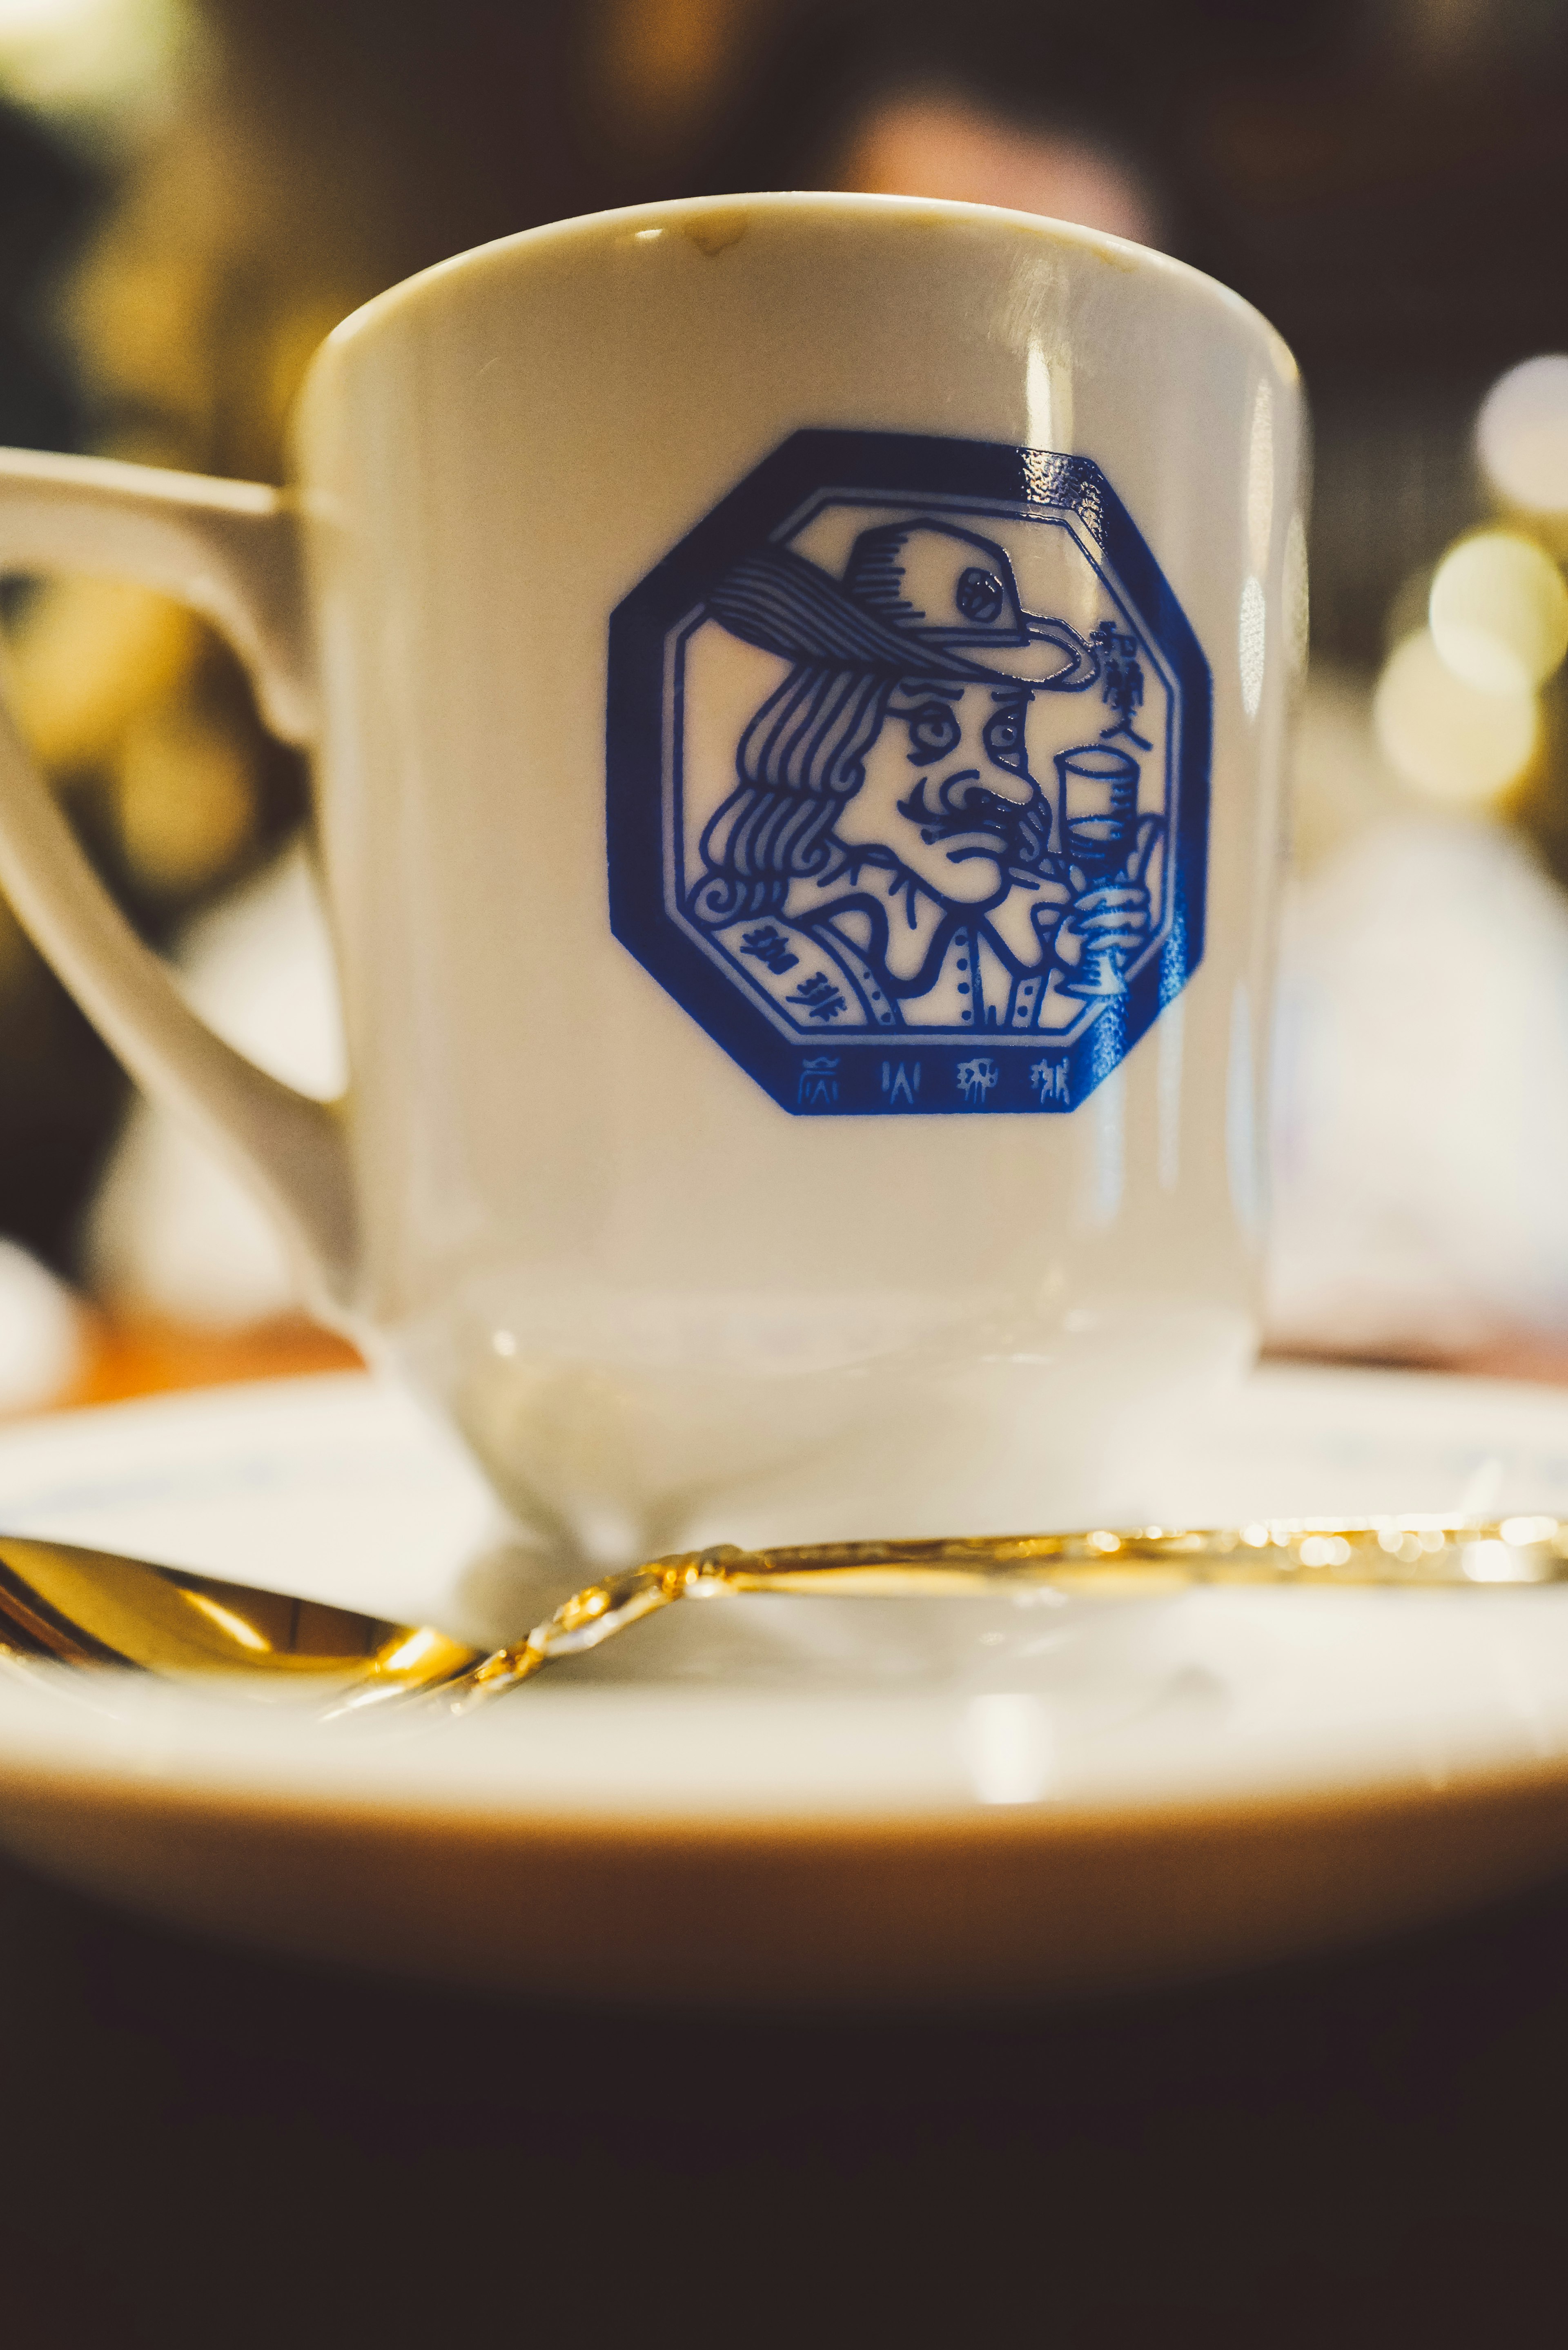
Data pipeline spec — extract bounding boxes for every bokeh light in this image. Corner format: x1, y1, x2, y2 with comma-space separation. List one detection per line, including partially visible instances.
1372, 628, 1538, 807
1477, 355, 1568, 515
0, 0, 186, 117
1428, 530, 1568, 695
840, 87, 1163, 245
0, 0, 100, 30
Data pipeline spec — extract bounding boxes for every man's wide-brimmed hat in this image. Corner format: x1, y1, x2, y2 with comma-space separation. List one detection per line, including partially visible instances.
708, 518, 1100, 690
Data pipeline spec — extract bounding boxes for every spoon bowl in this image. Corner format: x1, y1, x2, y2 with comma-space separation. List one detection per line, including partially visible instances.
0, 1534, 483, 1709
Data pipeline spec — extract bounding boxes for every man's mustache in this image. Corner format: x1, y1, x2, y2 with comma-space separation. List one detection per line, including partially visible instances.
894, 775, 1037, 842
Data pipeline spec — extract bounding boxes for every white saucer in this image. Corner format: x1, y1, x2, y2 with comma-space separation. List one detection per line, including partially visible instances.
3, 1362, 1568, 2003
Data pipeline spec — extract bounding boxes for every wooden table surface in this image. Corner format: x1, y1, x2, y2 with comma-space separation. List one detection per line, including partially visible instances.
40, 1312, 1568, 1415
55, 1309, 366, 1410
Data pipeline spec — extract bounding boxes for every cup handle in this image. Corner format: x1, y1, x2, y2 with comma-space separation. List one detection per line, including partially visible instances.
0, 447, 356, 1312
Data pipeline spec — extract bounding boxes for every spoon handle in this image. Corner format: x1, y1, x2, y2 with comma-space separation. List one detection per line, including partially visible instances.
428, 1514, 1568, 1714
686, 1516, 1568, 1592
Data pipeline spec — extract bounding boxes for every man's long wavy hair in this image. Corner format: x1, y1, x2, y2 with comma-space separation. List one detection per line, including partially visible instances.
688, 662, 1049, 926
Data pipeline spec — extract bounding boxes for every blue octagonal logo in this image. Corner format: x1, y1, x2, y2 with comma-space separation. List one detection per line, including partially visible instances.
608, 430, 1211, 1116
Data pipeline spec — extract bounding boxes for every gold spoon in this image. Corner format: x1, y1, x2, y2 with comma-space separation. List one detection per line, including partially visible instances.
2, 1510, 1567, 1724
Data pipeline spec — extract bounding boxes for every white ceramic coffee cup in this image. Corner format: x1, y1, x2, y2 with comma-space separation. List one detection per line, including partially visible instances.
0, 193, 1304, 1575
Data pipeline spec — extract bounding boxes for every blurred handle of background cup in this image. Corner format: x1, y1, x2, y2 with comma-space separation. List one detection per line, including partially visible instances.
0, 448, 356, 1315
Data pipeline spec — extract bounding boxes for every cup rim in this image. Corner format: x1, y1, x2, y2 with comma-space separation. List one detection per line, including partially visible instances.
309, 186, 1299, 388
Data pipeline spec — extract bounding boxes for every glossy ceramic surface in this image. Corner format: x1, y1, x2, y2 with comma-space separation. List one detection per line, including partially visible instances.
0, 196, 1304, 1573
296, 196, 1302, 1557
1, 1363, 1567, 2001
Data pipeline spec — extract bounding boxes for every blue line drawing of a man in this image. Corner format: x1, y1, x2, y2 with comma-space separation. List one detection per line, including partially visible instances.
688, 517, 1160, 1034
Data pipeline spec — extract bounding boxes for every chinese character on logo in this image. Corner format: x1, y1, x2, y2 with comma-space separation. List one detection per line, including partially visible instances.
880, 1060, 921, 1107
797, 1054, 840, 1109
786, 971, 848, 1022
1089, 619, 1152, 751
739, 923, 799, 976
1028, 1057, 1070, 1105
955, 1056, 1000, 1105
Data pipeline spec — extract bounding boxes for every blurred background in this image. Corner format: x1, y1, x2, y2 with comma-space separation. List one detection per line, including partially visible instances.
3, 0, 1568, 1410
